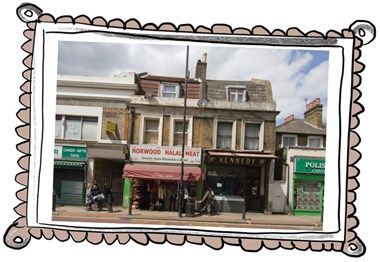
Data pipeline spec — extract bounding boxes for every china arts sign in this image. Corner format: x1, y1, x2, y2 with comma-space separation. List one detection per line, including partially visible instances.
129, 144, 201, 165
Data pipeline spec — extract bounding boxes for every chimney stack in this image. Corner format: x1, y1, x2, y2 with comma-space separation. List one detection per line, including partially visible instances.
195, 52, 207, 99
304, 98, 323, 128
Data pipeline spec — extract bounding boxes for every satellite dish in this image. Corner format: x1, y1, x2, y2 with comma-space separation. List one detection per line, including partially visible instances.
144, 88, 153, 98
197, 99, 208, 107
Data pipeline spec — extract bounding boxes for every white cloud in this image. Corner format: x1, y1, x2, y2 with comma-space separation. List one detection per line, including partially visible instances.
58, 42, 329, 125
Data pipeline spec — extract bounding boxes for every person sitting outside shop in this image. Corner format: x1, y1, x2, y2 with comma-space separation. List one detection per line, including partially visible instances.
86, 181, 100, 210
200, 187, 215, 216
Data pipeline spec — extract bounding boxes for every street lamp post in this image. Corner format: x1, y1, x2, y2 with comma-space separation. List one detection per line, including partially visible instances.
178, 45, 190, 218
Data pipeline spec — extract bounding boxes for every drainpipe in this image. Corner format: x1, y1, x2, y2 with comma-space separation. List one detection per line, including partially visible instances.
128, 107, 135, 216
283, 162, 290, 214
179, 45, 189, 218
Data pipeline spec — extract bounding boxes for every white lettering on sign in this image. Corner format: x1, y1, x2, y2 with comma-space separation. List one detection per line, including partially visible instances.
130, 144, 201, 165
305, 162, 325, 169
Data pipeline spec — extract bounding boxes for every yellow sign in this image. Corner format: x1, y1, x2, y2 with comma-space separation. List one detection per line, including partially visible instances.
106, 120, 117, 134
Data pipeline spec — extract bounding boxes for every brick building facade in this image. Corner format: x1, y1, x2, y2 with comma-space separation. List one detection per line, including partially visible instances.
122, 53, 280, 213
54, 74, 137, 206
274, 98, 326, 215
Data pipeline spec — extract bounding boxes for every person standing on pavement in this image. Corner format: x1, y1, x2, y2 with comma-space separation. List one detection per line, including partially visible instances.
200, 187, 215, 216
103, 183, 114, 213
149, 182, 158, 211
157, 181, 166, 211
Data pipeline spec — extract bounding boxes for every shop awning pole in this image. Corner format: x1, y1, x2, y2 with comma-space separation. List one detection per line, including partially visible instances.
179, 45, 189, 218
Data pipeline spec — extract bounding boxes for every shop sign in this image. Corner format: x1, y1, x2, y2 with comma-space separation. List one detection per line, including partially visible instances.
294, 158, 325, 174
207, 156, 266, 167
129, 144, 201, 165
54, 145, 88, 161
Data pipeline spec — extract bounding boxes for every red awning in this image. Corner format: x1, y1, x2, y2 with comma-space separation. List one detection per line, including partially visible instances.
207, 151, 279, 159
123, 164, 201, 182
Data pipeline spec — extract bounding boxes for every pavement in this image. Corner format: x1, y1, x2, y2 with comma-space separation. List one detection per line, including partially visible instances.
52, 205, 323, 229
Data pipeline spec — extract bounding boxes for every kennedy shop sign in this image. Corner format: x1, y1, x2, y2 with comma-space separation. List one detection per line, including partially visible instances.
129, 144, 201, 165
294, 158, 325, 174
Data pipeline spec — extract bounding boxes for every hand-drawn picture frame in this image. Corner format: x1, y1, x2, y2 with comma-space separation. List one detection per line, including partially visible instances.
4, 3, 376, 257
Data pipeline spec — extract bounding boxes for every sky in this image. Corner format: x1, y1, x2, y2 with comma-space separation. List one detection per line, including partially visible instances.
57, 40, 329, 125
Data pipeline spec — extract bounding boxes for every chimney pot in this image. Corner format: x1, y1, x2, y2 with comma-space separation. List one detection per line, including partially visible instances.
306, 98, 321, 111
202, 52, 207, 63
304, 98, 323, 128
285, 114, 294, 123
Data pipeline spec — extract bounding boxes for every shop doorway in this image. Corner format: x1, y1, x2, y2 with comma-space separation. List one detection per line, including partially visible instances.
96, 171, 123, 206
94, 159, 125, 206
245, 167, 261, 211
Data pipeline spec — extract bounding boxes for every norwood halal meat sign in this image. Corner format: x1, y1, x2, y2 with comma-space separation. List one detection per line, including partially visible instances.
130, 144, 201, 165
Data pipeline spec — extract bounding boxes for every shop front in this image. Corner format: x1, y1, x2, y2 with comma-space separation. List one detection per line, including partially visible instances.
53, 144, 88, 206
205, 150, 278, 213
292, 157, 325, 216
122, 144, 202, 211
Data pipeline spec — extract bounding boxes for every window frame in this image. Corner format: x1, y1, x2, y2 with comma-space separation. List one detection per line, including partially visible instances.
281, 134, 298, 148
140, 115, 163, 145
170, 116, 193, 147
241, 121, 264, 151
307, 135, 324, 148
55, 105, 102, 141
226, 85, 247, 102
160, 82, 180, 98
214, 119, 237, 150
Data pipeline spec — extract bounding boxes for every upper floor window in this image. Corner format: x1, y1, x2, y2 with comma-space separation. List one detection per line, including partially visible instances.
227, 86, 246, 102
170, 116, 193, 147
55, 115, 98, 140
160, 82, 179, 98
144, 119, 159, 144
216, 121, 236, 149
140, 115, 163, 145
282, 134, 297, 147
244, 123, 260, 150
173, 120, 189, 146
308, 136, 323, 148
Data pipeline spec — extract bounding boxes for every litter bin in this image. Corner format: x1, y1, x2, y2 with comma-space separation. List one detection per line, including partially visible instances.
52, 193, 56, 211
185, 197, 195, 217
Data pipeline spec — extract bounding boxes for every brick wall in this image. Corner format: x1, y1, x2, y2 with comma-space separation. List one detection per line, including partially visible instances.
162, 116, 171, 146
133, 114, 141, 144
102, 108, 128, 140
193, 117, 214, 148
236, 120, 242, 150
264, 121, 276, 152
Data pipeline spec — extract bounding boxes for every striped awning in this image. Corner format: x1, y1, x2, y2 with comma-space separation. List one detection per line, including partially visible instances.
54, 161, 86, 169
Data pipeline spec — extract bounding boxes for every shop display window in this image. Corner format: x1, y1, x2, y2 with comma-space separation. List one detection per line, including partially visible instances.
294, 180, 322, 211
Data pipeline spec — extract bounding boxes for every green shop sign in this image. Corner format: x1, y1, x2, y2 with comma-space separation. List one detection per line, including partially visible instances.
54, 145, 87, 161
294, 158, 325, 174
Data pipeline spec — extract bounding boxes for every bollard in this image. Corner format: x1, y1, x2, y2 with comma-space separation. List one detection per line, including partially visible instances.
185, 197, 195, 217
52, 193, 56, 211
242, 201, 246, 220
